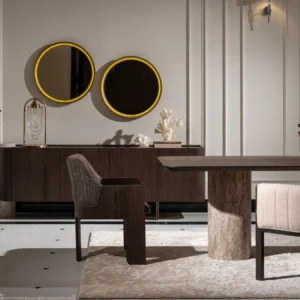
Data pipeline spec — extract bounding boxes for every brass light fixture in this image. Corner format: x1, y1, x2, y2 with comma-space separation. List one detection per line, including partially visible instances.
23, 98, 47, 147
262, 0, 272, 24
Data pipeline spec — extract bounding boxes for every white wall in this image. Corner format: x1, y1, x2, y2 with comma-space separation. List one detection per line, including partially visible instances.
2, 0, 189, 145
204, 0, 300, 196
1, 0, 300, 191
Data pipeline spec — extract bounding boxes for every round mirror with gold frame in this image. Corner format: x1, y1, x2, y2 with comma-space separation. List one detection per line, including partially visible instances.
101, 56, 162, 118
34, 42, 95, 103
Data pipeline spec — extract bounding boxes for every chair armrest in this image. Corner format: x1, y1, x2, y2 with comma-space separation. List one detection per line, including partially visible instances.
75, 184, 146, 219
101, 184, 145, 201
101, 177, 142, 186
101, 184, 146, 218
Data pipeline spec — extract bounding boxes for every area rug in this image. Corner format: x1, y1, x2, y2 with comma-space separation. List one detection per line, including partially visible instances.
79, 230, 300, 299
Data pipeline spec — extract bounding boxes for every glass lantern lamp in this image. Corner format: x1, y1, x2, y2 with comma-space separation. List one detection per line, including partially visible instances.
23, 98, 47, 147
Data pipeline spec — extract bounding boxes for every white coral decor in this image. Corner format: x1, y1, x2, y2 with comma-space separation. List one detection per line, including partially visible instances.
155, 108, 185, 142
134, 134, 153, 148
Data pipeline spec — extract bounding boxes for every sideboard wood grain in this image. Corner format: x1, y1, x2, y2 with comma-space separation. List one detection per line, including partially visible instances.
109, 148, 159, 203
12, 148, 45, 202
158, 148, 205, 202
45, 148, 61, 202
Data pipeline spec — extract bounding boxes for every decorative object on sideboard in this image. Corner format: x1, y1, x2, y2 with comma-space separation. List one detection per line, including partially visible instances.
153, 141, 182, 148
101, 56, 162, 118
34, 42, 95, 103
0, 142, 16, 147
133, 134, 153, 148
154, 108, 184, 143
23, 98, 47, 148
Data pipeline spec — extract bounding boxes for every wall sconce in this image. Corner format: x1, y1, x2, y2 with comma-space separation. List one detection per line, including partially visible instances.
23, 98, 47, 147
262, 0, 271, 24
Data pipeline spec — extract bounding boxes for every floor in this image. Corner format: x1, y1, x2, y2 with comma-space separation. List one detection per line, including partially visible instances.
0, 213, 257, 299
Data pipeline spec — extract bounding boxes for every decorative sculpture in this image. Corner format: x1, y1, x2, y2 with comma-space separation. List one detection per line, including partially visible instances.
133, 134, 153, 148
154, 108, 184, 142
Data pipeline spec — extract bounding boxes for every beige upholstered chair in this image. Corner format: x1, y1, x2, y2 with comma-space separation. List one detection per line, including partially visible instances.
256, 183, 300, 280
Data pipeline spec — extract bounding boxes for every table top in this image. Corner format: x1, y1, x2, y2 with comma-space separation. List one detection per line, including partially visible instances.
158, 156, 300, 171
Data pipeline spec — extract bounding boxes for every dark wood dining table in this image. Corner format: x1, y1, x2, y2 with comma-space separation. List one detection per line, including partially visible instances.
158, 156, 300, 261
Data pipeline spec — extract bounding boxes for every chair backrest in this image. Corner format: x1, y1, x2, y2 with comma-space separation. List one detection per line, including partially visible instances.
66, 154, 102, 206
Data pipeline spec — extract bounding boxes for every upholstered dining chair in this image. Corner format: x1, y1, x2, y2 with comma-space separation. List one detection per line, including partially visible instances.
256, 183, 300, 280
66, 153, 150, 265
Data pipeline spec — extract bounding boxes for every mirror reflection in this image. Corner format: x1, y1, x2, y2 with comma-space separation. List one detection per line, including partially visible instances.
35, 43, 95, 103
101, 57, 162, 118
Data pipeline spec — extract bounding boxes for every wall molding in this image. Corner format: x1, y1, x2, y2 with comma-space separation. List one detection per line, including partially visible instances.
283, 0, 287, 156
222, 0, 226, 156
186, 0, 191, 145
240, 0, 244, 156
201, 0, 206, 148
0, 0, 3, 143
189, 0, 205, 147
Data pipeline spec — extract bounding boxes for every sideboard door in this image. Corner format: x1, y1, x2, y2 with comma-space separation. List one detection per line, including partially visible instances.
109, 148, 158, 202
11, 148, 46, 202
158, 148, 205, 202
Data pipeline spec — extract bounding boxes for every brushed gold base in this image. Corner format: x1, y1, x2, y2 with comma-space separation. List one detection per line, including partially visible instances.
23, 145, 47, 148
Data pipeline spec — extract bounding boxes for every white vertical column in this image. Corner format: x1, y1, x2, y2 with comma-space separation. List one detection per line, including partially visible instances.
282, 0, 300, 182
285, 0, 300, 156
243, 0, 284, 158
205, 0, 224, 156
225, 0, 242, 155
190, 0, 205, 146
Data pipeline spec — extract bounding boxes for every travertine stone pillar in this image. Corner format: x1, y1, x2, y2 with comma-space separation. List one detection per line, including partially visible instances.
208, 171, 251, 260
0, 201, 15, 219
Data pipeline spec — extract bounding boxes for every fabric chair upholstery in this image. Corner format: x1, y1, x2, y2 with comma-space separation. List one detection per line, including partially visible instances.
257, 183, 300, 233
67, 153, 150, 213
256, 183, 300, 281
67, 153, 102, 207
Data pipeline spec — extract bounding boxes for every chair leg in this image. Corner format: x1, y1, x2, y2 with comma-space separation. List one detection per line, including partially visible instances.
125, 201, 146, 265
256, 225, 264, 280
123, 220, 127, 250
75, 217, 82, 262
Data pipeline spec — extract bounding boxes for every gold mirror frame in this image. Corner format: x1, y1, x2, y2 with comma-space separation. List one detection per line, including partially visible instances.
101, 56, 162, 118
34, 42, 95, 103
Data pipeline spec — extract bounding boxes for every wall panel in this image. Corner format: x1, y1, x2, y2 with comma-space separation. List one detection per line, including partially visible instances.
225, 0, 242, 155
0, 0, 3, 143
190, 0, 204, 146
205, 0, 224, 156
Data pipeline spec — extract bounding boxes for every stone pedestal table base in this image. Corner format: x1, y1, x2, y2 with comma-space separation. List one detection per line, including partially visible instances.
208, 171, 252, 260
0, 201, 15, 219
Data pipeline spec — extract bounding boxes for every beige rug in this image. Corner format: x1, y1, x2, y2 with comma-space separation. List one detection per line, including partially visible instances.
79, 230, 300, 299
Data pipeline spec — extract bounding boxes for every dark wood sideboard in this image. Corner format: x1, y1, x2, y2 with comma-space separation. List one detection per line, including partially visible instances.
0, 145, 205, 204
